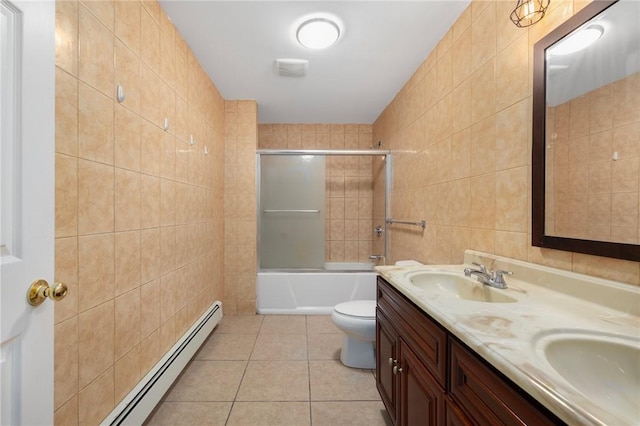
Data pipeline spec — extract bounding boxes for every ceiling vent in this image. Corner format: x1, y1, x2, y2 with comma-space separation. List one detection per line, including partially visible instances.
275, 59, 309, 77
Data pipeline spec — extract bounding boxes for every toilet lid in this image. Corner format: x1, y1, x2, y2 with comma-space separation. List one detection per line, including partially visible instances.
334, 300, 377, 319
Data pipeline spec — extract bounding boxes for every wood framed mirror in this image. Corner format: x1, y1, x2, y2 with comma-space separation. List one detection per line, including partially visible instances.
532, 0, 640, 261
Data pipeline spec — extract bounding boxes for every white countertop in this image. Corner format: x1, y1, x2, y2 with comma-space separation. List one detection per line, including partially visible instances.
375, 250, 640, 426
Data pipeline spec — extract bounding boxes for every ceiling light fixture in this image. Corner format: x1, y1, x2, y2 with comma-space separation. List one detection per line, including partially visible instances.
296, 18, 340, 49
510, 0, 549, 27
548, 25, 604, 55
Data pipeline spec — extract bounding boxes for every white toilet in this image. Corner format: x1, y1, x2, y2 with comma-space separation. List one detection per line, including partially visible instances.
331, 300, 377, 369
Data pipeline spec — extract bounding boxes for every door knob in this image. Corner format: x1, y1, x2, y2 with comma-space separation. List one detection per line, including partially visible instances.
27, 279, 68, 306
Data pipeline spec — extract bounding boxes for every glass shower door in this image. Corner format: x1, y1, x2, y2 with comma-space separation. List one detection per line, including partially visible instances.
259, 155, 325, 269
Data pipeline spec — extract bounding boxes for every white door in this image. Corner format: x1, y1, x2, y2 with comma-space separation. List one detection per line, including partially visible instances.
1, 0, 56, 425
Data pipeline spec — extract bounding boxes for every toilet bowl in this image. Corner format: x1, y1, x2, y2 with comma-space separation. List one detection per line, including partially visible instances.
331, 300, 377, 369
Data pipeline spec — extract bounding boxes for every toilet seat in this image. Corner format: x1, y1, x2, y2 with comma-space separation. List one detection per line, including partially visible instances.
334, 300, 376, 319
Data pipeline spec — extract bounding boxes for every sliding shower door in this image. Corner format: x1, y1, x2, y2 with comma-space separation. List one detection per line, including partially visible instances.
259, 155, 325, 269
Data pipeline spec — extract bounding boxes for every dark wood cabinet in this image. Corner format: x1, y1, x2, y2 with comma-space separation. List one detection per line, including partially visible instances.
376, 276, 564, 426
376, 307, 399, 423
398, 338, 444, 425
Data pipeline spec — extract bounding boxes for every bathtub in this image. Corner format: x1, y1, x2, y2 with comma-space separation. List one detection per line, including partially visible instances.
257, 262, 377, 314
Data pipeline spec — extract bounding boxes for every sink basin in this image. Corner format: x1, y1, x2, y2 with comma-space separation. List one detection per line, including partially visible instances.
405, 271, 517, 303
535, 331, 640, 424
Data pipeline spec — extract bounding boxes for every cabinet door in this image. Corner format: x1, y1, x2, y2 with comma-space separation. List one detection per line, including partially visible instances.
398, 337, 445, 426
376, 308, 398, 424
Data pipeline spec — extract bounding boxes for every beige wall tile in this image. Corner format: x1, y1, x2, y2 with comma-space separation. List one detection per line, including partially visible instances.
78, 301, 114, 388
495, 166, 529, 232
115, 0, 140, 54
78, 82, 114, 164
78, 233, 114, 311
56, 154, 78, 238
55, 396, 78, 426
77, 159, 114, 234
140, 278, 161, 338
55, 1, 79, 76
495, 33, 529, 111
495, 99, 530, 170
140, 6, 160, 73
115, 346, 141, 403
471, 59, 496, 124
140, 174, 160, 228
55, 317, 79, 410
78, 367, 114, 426
115, 105, 141, 171
78, 5, 114, 97
56, 68, 79, 156
470, 116, 495, 176
55, 237, 79, 323
114, 230, 141, 295
471, 1, 496, 72
115, 288, 141, 360
56, 1, 227, 422
115, 168, 141, 231
115, 40, 141, 114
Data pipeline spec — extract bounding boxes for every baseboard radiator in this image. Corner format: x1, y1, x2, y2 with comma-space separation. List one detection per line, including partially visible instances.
101, 301, 223, 426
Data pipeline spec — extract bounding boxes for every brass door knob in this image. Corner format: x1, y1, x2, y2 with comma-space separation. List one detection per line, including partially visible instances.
27, 279, 68, 306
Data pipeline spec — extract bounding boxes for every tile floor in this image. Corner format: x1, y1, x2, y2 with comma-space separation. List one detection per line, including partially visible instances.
147, 315, 392, 426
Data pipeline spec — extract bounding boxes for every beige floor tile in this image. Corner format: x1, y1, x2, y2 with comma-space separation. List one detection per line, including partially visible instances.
306, 315, 341, 334
260, 315, 307, 334
308, 334, 342, 360
309, 360, 380, 401
251, 333, 308, 360
227, 402, 310, 426
311, 401, 392, 426
165, 360, 246, 401
217, 314, 264, 334
197, 333, 257, 361
236, 360, 309, 401
146, 401, 232, 425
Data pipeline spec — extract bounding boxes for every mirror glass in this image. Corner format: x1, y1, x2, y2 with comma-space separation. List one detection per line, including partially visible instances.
532, 0, 640, 261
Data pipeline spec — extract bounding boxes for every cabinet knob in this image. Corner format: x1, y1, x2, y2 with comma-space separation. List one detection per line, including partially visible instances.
393, 365, 403, 375
388, 357, 395, 367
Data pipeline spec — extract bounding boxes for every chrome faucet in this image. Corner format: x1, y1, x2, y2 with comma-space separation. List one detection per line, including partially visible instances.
463, 262, 512, 289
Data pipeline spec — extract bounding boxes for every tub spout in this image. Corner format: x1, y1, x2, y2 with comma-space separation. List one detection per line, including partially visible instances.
369, 255, 385, 265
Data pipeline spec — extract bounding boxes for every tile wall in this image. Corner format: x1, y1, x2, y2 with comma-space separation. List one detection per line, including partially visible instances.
53, 1, 226, 424
546, 72, 640, 243
224, 101, 258, 315
258, 124, 377, 262
372, 0, 640, 285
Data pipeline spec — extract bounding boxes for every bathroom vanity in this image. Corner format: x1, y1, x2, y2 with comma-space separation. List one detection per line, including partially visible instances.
376, 277, 560, 425
375, 251, 640, 426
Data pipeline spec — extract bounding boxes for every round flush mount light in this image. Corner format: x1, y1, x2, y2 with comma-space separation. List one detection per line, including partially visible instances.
548, 25, 604, 56
296, 18, 340, 49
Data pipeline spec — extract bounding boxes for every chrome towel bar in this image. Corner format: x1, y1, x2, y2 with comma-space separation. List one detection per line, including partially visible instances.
385, 218, 426, 229
263, 209, 320, 213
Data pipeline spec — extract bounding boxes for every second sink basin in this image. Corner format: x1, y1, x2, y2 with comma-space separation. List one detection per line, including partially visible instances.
405, 271, 517, 303
534, 330, 640, 425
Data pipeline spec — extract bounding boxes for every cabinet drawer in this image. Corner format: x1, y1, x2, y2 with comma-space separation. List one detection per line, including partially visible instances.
445, 397, 473, 426
449, 339, 562, 426
377, 277, 447, 386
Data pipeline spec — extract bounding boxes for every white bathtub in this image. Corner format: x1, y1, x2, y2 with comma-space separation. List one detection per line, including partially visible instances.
257, 262, 377, 314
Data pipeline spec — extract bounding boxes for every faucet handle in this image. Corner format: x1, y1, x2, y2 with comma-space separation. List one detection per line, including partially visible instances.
492, 270, 513, 285
472, 262, 487, 273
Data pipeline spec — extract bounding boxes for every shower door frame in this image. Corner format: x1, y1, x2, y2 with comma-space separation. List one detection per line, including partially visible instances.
256, 149, 391, 272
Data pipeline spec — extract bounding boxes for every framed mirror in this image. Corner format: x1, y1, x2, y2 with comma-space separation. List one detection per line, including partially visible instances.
532, 0, 640, 261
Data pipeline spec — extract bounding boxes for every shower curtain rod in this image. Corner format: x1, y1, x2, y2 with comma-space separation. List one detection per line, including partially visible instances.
257, 149, 390, 156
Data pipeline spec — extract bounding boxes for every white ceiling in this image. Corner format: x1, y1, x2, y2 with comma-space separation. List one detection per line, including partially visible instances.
159, 1, 470, 124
